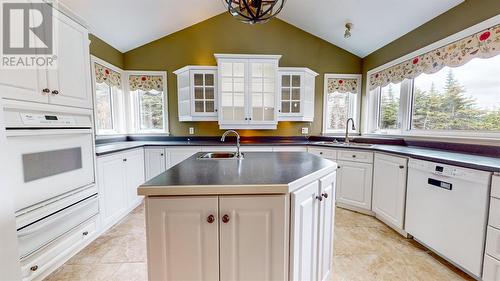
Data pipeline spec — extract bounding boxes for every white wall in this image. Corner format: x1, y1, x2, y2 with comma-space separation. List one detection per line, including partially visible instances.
0, 101, 22, 280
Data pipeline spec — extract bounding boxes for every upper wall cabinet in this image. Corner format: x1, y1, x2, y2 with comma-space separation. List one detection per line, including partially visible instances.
0, 6, 92, 109
215, 54, 281, 130
174, 66, 218, 121
278, 67, 318, 122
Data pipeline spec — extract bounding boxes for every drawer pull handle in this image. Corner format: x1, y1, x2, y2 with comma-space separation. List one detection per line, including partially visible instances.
399, 165, 405, 169
222, 214, 230, 223
322, 193, 329, 198
82, 231, 89, 236
30, 265, 38, 272
207, 214, 215, 224
315, 195, 323, 201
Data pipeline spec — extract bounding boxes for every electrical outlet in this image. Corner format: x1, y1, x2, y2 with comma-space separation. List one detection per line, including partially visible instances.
189, 127, 195, 135
301, 127, 309, 135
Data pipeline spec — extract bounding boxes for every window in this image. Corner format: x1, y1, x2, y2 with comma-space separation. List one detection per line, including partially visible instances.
128, 72, 168, 133
366, 22, 500, 138
412, 56, 500, 131
92, 58, 124, 135
323, 74, 361, 134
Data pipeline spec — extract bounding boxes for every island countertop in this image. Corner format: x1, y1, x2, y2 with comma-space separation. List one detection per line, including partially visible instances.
137, 152, 337, 196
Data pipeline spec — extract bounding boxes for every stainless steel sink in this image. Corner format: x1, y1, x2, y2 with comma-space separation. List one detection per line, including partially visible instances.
314, 141, 339, 145
313, 141, 373, 148
198, 152, 243, 160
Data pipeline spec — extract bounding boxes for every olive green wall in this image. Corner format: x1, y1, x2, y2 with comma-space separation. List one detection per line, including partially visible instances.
124, 13, 362, 136
360, 0, 500, 131
89, 34, 125, 69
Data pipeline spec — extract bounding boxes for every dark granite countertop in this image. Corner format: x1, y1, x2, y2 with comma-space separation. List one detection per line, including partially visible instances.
138, 152, 336, 195
95, 138, 500, 172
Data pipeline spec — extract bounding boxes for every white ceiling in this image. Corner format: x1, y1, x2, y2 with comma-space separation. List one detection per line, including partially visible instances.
60, 0, 464, 57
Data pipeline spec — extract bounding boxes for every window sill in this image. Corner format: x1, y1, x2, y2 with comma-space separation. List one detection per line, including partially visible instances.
363, 131, 500, 145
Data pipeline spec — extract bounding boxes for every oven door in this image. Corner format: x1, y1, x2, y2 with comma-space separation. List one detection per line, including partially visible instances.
6, 129, 95, 212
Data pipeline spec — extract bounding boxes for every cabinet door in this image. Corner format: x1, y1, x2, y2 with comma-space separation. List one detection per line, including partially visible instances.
290, 181, 320, 281
147, 197, 219, 281
124, 149, 145, 206
46, 9, 92, 108
167, 147, 201, 168
97, 155, 127, 228
249, 60, 277, 124
219, 195, 286, 281
219, 59, 247, 125
192, 70, 217, 117
279, 73, 302, 116
336, 160, 373, 211
372, 154, 407, 230
0, 68, 47, 103
144, 148, 166, 181
318, 173, 336, 281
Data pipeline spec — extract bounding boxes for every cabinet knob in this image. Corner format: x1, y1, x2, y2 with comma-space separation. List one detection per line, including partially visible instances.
30, 265, 38, 272
160, 153, 164, 156
123, 158, 127, 162
222, 214, 230, 223
249, 117, 252, 120
278, 109, 281, 112
315, 195, 323, 201
82, 231, 89, 236
352, 155, 356, 158
337, 166, 341, 169
51, 90, 59, 95
399, 165, 405, 169
215, 109, 218, 112
244, 118, 248, 120
322, 193, 329, 198
319, 152, 323, 155
42, 88, 50, 94
207, 214, 215, 224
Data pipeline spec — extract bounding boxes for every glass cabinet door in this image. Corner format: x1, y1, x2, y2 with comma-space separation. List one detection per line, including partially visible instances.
192, 70, 216, 116
250, 61, 276, 122
220, 61, 246, 123
280, 74, 302, 115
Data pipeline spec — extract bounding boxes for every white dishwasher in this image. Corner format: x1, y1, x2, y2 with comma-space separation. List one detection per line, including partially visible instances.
405, 158, 491, 278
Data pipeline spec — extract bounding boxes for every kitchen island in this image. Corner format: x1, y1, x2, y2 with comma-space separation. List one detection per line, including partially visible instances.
138, 152, 337, 281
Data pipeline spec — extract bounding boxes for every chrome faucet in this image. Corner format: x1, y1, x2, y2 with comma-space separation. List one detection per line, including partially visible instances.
345, 118, 356, 144
221, 130, 241, 158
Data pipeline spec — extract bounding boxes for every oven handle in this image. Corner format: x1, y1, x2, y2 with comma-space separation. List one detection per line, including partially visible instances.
6, 129, 92, 137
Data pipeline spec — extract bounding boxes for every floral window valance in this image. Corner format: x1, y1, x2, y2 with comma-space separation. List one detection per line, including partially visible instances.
369, 24, 500, 91
129, 75, 164, 92
95, 63, 122, 88
327, 78, 358, 94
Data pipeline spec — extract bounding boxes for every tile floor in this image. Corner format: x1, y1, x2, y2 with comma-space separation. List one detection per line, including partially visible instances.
45, 203, 474, 281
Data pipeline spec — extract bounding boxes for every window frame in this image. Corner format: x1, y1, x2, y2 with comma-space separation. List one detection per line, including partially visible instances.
364, 15, 500, 139
125, 70, 169, 135
91, 56, 126, 136
322, 73, 362, 135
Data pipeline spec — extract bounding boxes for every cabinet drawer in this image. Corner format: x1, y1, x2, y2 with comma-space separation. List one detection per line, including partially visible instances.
486, 226, 500, 261
489, 197, 500, 229
483, 254, 500, 281
308, 147, 336, 159
337, 150, 373, 163
492, 174, 500, 199
20, 217, 97, 280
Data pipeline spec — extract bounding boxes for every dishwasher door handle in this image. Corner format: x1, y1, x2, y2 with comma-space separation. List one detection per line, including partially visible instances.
428, 178, 453, 190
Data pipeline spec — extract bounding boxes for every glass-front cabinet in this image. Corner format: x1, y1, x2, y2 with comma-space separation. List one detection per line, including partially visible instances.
216, 54, 281, 129
278, 67, 318, 122
174, 66, 218, 121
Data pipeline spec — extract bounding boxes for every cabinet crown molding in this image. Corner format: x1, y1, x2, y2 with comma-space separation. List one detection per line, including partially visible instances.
214, 53, 282, 60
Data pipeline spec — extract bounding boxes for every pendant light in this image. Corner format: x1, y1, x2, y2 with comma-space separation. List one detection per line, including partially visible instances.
222, 0, 286, 24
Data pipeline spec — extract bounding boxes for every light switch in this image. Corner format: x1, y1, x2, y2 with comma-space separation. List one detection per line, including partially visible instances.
189, 127, 195, 135
301, 127, 309, 134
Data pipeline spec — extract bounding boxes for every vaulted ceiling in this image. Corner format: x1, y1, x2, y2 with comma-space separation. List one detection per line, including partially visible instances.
60, 0, 464, 57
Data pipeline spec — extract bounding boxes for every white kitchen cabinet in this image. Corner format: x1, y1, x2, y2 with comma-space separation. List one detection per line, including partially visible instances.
174, 66, 218, 121
147, 197, 219, 281
317, 173, 336, 281
219, 195, 286, 281
123, 149, 145, 206
46, 9, 92, 109
215, 54, 281, 130
278, 68, 318, 122
0, 5, 92, 109
308, 147, 337, 160
336, 160, 373, 212
372, 153, 408, 232
483, 254, 500, 281
166, 146, 202, 168
144, 147, 166, 181
97, 149, 145, 229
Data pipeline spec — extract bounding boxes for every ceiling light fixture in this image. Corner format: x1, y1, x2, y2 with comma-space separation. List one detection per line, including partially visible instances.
344, 23, 353, 39
222, 0, 286, 24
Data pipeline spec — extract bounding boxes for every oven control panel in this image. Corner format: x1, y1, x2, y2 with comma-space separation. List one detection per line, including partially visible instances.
20, 113, 76, 126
